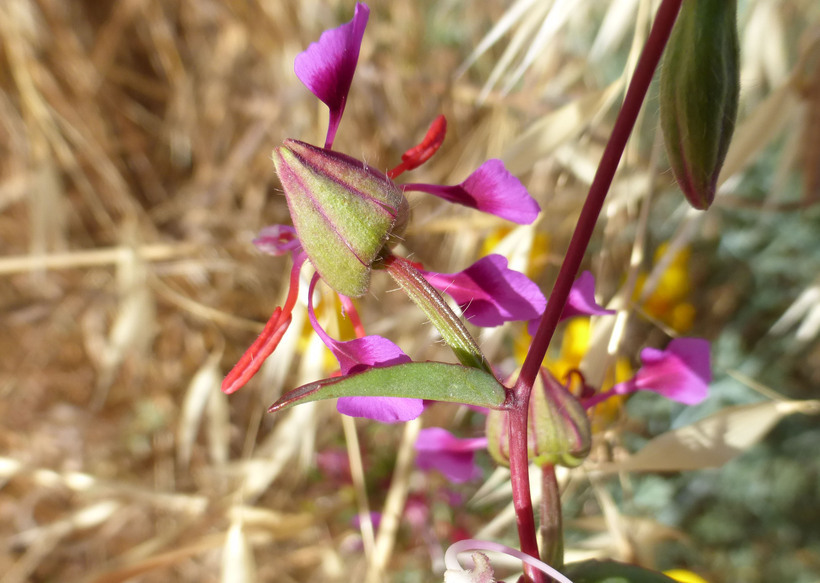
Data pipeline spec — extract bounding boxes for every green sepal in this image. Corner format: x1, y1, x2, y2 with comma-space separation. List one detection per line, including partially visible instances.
486, 370, 591, 468
273, 139, 409, 297
268, 361, 507, 413
563, 560, 679, 583
660, 0, 739, 210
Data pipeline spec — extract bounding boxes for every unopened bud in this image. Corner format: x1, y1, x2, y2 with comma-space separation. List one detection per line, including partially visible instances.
486, 370, 591, 468
273, 139, 409, 297
660, 0, 739, 210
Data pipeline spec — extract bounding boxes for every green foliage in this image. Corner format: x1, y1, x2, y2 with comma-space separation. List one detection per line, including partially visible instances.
268, 361, 507, 412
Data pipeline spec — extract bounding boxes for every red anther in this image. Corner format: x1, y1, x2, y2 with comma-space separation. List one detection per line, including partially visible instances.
388, 115, 447, 179
222, 308, 293, 394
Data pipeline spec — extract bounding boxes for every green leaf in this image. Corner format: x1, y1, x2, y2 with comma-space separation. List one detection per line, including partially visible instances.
563, 560, 678, 583
268, 362, 507, 413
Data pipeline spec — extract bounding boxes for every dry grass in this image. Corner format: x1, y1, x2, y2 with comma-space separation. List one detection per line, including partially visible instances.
1, 1, 817, 582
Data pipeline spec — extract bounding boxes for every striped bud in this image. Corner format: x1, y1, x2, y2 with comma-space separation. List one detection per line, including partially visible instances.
486, 370, 591, 468
660, 0, 739, 210
273, 140, 409, 297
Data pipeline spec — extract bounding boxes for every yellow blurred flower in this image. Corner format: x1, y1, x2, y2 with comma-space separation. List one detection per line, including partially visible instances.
663, 569, 710, 583
481, 226, 550, 279
634, 243, 695, 333
298, 291, 357, 372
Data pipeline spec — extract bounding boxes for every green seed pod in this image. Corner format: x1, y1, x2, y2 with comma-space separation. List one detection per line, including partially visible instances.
660, 0, 739, 210
486, 370, 591, 468
273, 139, 409, 297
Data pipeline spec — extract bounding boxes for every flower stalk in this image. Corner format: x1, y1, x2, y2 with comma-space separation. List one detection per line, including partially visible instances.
381, 254, 491, 374
508, 0, 685, 578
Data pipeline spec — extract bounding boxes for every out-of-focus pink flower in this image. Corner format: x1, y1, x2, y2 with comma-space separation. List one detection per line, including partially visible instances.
585, 337, 711, 408
414, 427, 488, 483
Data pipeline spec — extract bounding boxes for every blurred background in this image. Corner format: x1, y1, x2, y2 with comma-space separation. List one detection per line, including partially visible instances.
1, 0, 818, 581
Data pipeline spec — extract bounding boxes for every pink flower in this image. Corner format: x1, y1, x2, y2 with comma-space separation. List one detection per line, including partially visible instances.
414, 427, 488, 483
421, 254, 545, 327
585, 338, 711, 408
294, 3, 369, 149
306, 275, 423, 423
223, 3, 543, 418
292, 2, 538, 224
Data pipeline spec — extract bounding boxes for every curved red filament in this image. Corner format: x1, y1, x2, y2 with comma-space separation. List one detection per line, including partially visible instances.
221, 260, 304, 394
222, 308, 292, 394
388, 115, 447, 179
339, 294, 366, 339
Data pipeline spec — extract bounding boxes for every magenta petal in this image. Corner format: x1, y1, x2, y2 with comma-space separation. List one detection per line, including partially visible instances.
330, 335, 413, 375
337, 395, 424, 423
351, 511, 382, 531
563, 271, 614, 320
403, 159, 540, 224
422, 254, 545, 327
308, 274, 411, 374
253, 225, 303, 256
306, 275, 422, 422
294, 3, 369, 149
618, 338, 711, 405
414, 427, 487, 483
527, 271, 613, 335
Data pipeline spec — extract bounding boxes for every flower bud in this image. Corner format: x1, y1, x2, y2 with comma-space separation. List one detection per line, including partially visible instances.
660, 0, 739, 210
486, 370, 591, 468
273, 139, 410, 297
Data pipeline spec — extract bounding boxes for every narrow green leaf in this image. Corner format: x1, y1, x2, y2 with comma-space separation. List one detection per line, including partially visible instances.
564, 560, 678, 583
268, 362, 507, 413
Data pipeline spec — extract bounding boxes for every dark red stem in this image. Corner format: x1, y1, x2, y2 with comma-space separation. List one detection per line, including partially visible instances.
507, 0, 684, 579
517, 0, 683, 395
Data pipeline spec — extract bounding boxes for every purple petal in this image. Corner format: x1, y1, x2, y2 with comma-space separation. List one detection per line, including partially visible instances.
294, 3, 369, 149
307, 274, 422, 422
403, 159, 540, 224
253, 225, 302, 256
564, 271, 614, 320
414, 427, 487, 483
604, 338, 711, 406
527, 271, 614, 335
421, 254, 545, 327
351, 511, 381, 531
337, 395, 424, 423
632, 338, 711, 404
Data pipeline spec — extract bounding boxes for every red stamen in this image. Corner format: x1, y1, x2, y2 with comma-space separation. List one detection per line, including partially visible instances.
222, 307, 292, 394
388, 115, 447, 179
282, 259, 303, 315
222, 260, 304, 394
339, 295, 366, 339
